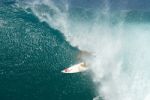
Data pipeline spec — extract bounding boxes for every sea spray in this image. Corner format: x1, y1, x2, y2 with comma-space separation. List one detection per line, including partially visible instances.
19, 0, 150, 100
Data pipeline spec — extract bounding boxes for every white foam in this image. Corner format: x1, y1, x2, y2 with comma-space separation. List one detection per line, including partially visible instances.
22, 0, 150, 100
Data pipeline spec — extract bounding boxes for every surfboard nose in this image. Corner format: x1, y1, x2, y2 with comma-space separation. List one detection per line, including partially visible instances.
61, 69, 66, 73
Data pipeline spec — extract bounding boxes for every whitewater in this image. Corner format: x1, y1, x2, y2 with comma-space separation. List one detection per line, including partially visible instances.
18, 0, 150, 100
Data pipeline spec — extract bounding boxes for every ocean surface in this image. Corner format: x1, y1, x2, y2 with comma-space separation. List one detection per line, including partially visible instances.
0, 0, 150, 100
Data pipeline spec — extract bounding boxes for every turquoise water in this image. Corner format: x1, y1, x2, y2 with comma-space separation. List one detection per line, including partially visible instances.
0, 2, 95, 100
1, 0, 150, 100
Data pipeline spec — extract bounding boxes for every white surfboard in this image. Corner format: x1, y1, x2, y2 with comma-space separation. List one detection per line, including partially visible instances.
61, 62, 88, 73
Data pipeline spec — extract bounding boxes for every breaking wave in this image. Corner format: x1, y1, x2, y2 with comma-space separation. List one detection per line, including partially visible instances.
18, 0, 150, 100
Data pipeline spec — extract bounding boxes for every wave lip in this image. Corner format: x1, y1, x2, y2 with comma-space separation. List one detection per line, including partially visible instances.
18, 0, 150, 100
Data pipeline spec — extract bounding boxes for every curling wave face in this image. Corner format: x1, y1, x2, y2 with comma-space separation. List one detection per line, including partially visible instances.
18, 0, 150, 100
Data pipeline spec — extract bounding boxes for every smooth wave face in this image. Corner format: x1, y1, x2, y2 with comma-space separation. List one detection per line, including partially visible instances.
17, 0, 150, 100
